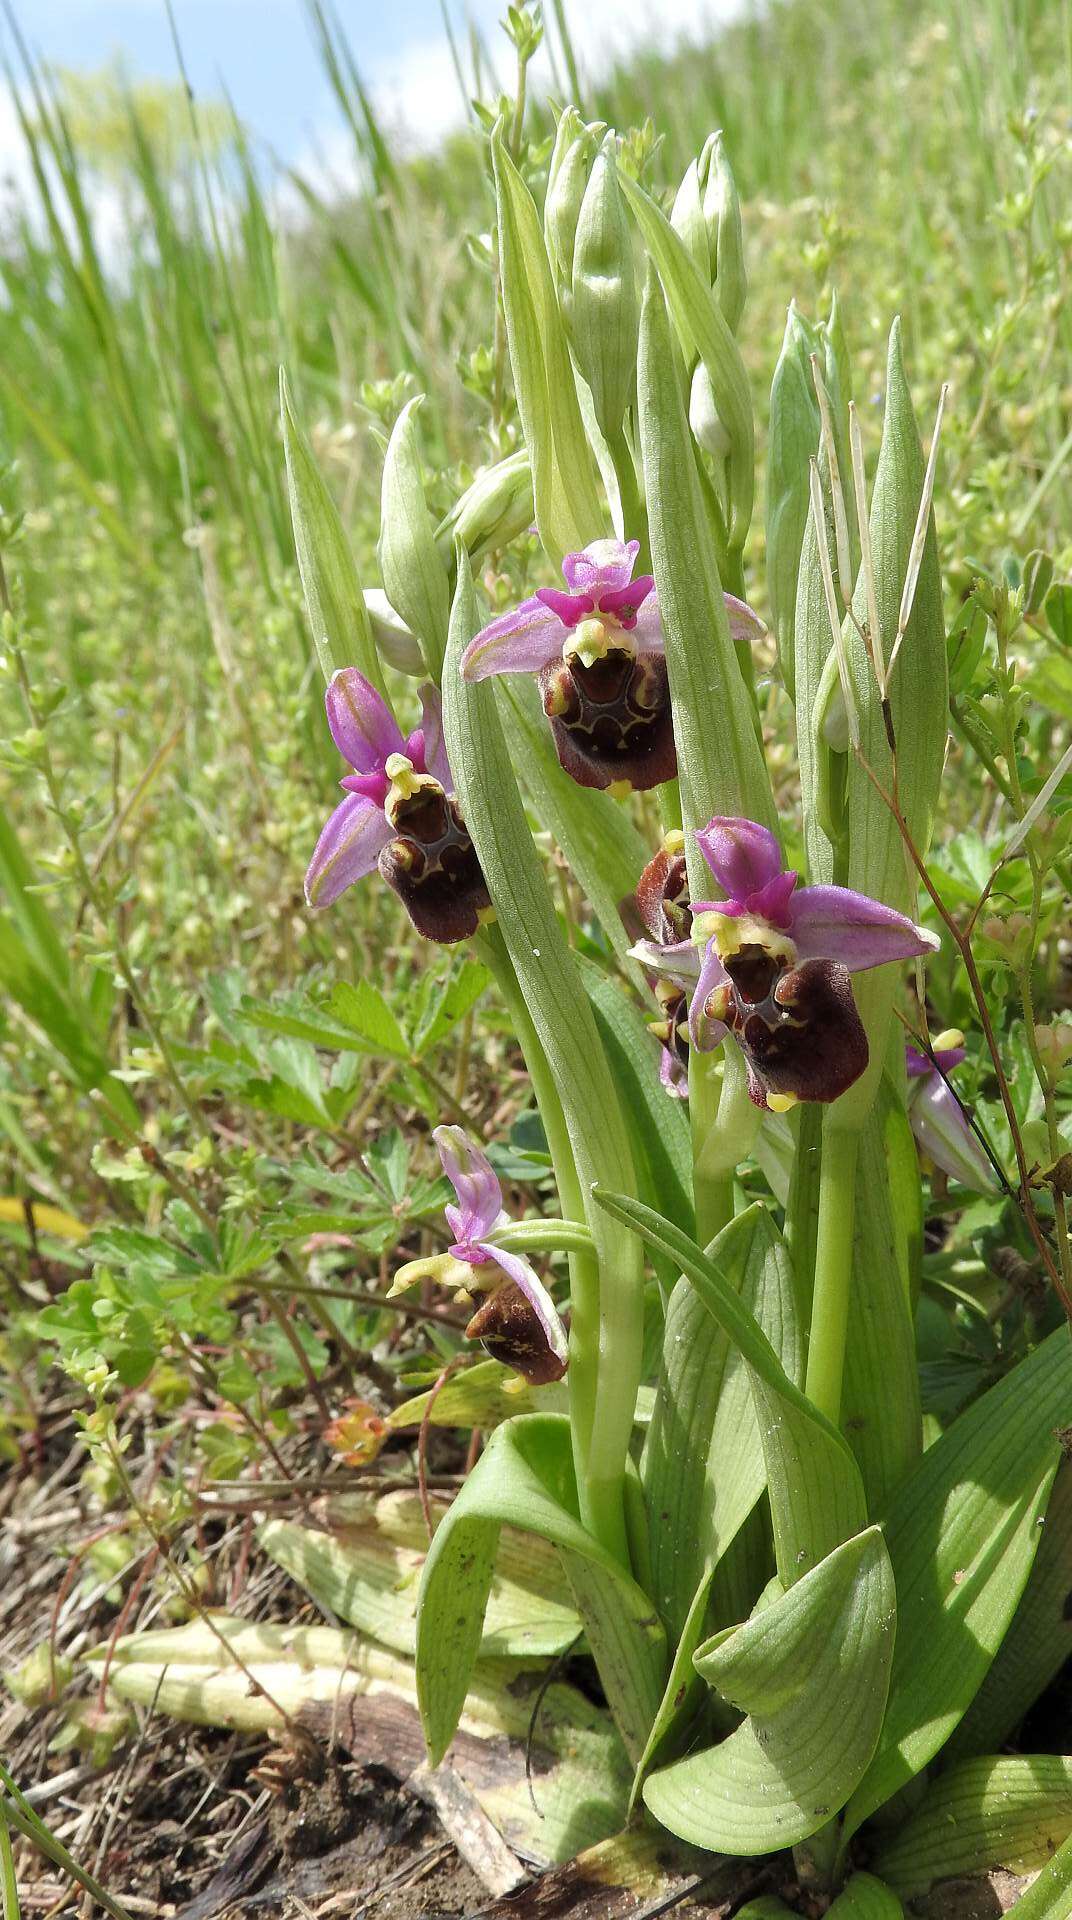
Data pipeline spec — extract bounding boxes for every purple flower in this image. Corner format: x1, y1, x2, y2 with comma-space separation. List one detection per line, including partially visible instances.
906, 1033, 996, 1191
627, 834, 695, 1098
390, 1127, 569, 1386
460, 537, 763, 794
637, 815, 939, 1111
304, 670, 490, 944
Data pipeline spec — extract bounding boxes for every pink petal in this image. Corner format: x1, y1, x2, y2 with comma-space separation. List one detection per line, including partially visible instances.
908, 1076, 996, 1192
660, 1047, 689, 1098
789, 885, 940, 973
535, 585, 595, 627
696, 817, 785, 904
473, 1241, 570, 1368
688, 943, 731, 1052
305, 793, 392, 908
631, 592, 666, 651
598, 575, 655, 627
906, 1042, 966, 1079
724, 594, 766, 645
459, 597, 566, 681
562, 537, 640, 593
434, 1125, 503, 1244
325, 669, 404, 773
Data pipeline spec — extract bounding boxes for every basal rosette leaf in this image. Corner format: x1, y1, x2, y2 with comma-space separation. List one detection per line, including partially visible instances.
841, 1328, 1072, 1843
643, 1527, 896, 1853
415, 1414, 666, 1767
873, 1754, 1072, 1895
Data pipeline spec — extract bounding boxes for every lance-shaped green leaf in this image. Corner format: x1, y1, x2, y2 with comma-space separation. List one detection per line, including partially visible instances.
578, 956, 693, 1236
643, 1527, 896, 1853
378, 396, 450, 680
766, 303, 820, 704
842, 1328, 1072, 1841
279, 366, 384, 695
1005, 1831, 1072, 1917
493, 124, 605, 562
874, 1755, 1072, 1895
637, 271, 774, 889
642, 1206, 802, 1643
826, 1874, 904, 1918
793, 450, 843, 882
572, 138, 638, 443
835, 320, 948, 1126
415, 1414, 666, 1767
595, 1194, 868, 1582
496, 674, 648, 983
624, 172, 753, 550
946, 1460, 1072, 1763
444, 551, 643, 1546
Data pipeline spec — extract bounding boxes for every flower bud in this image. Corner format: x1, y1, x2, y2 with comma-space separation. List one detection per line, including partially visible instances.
571, 138, 639, 442
701, 132, 746, 333
978, 911, 1033, 968
670, 156, 709, 278
544, 108, 603, 303
689, 361, 732, 464
435, 451, 534, 571
364, 588, 424, 675
1035, 1022, 1072, 1078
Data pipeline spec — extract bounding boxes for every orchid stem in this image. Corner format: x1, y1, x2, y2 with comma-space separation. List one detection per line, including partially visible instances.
804, 1123, 860, 1425
476, 924, 621, 1556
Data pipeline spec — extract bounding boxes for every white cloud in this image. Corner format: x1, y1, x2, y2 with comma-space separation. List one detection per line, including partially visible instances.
357, 0, 745, 153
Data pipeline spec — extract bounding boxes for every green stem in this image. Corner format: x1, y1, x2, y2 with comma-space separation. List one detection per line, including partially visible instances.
489, 1218, 595, 1257
804, 1123, 861, 1424
476, 924, 619, 1554
608, 419, 649, 568
690, 1046, 760, 1246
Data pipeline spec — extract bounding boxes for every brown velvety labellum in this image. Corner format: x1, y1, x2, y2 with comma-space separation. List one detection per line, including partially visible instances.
538, 651, 678, 791
464, 1283, 568, 1386
378, 790, 491, 944
732, 957, 869, 1106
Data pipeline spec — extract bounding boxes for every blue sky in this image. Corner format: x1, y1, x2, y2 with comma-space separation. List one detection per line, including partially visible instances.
4, 1, 726, 169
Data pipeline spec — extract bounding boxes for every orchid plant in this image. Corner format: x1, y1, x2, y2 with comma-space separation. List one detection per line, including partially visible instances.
285, 106, 1072, 1910
124, 86, 1072, 1919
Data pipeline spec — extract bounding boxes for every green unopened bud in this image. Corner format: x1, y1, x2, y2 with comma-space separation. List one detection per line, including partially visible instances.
571, 138, 638, 441
766, 302, 821, 700
670, 156, 709, 279
435, 450, 534, 571
1035, 1022, 1072, 1078
544, 108, 603, 303
363, 588, 424, 675
688, 361, 731, 463
701, 132, 746, 333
